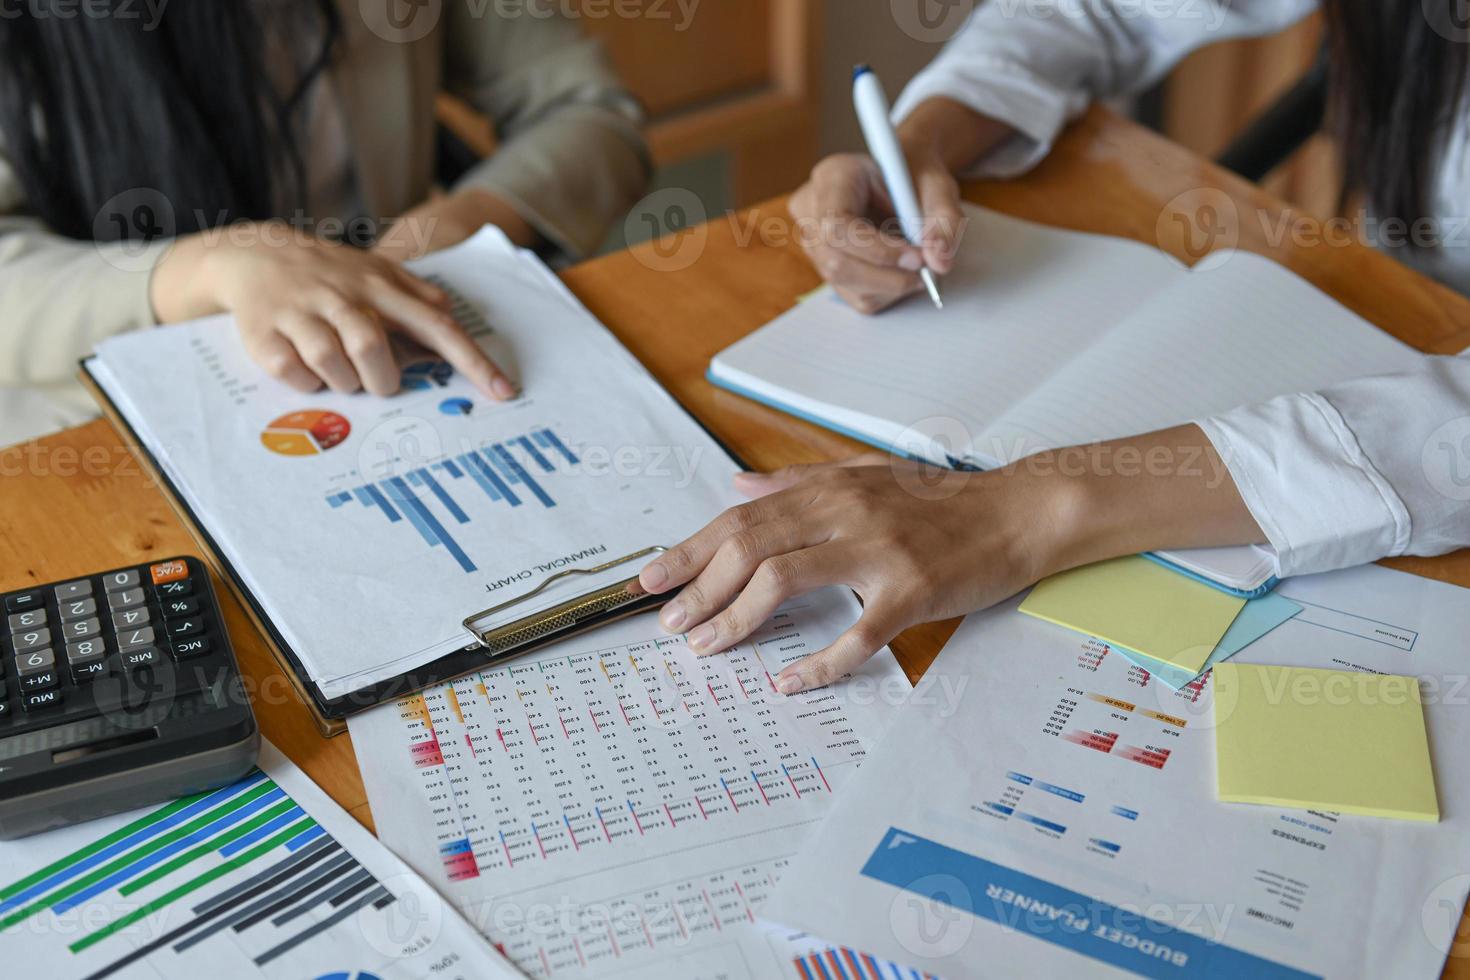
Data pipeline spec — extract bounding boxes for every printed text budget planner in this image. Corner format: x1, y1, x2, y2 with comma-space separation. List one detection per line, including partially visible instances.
764, 565, 1470, 979
348, 587, 920, 979
86, 229, 746, 700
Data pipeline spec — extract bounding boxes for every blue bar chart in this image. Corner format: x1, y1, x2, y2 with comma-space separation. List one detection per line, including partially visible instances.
324, 427, 580, 574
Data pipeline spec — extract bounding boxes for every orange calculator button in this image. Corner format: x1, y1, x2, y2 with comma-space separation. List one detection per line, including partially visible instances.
149, 560, 189, 585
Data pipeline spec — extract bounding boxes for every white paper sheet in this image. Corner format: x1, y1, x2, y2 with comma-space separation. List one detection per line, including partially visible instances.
763, 565, 1470, 979
88, 228, 745, 694
0, 741, 518, 979
348, 587, 919, 978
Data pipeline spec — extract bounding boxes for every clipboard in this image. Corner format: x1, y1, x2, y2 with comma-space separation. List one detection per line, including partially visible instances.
80, 362, 700, 737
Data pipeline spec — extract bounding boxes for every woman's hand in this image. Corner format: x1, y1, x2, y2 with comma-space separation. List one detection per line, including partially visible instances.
637, 428, 1264, 695
638, 454, 1059, 694
788, 151, 964, 315
153, 224, 516, 399
787, 98, 1016, 314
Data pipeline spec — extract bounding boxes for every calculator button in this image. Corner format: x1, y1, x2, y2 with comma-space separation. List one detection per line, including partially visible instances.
60, 597, 98, 622
120, 646, 164, 671
173, 636, 212, 659
15, 649, 58, 691
53, 580, 93, 601
8, 609, 46, 632
67, 638, 107, 661
13, 628, 51, 653
72, 660, 109, 682
117, 626, 156, 652
149, 560, 189, 585
63, 618, 102, 642
4, 590, 44, 613
108, 588, 146, 611
162, 597, 200, 619
165, 619, 203, 640
156, 579, 193, 598
0, 700, 8, 719
111, 608, 151, 630
21, 688, 61, 711
104, 569, 142, 592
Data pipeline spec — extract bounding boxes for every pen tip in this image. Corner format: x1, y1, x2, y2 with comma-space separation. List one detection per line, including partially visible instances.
853, 64, 872, 81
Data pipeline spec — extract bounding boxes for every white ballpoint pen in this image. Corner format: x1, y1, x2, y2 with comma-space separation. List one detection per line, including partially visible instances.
852, 64, 944, 309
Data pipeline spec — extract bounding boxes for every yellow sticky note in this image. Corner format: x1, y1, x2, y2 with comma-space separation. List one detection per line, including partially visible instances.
1019, 556, 1246, 674
1213, 663, 1439, 822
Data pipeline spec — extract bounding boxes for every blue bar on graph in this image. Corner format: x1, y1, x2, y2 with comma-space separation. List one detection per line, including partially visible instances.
0, 771, 268, 914
285, 824, 327, 852
516, 436, 555, 473
52, 787, 289, 912
383, 480, 440, 547
859, 827, 1320, 979
439, 459, 464, 479
539, 428, 579, 465
491, 445, 555, 508
484, 446, 522, 485
327, 492, 351, 508
413, 469, 470, 524
355, 485, 401, 522
385, 477, 476, 573
219, 806, 306, 857
463, 452, 518, 507
533, 430, 551, 448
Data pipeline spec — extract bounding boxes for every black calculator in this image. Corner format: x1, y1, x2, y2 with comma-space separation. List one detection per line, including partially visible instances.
0, 556, 259, 839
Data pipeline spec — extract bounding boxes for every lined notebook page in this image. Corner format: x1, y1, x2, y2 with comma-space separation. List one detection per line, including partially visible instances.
984, 250, 1423, 458
711, 206, 1186, 452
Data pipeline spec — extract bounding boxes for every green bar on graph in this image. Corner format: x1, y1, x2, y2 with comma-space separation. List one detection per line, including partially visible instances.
0, 793, 202, 903
119, 799, 298, 896
0, 781, 277, 931
69, 817, 318, 954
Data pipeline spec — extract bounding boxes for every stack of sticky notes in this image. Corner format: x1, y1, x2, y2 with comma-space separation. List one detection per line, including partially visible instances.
1212, 663, 1439, 822
1019, 556, 1300, 687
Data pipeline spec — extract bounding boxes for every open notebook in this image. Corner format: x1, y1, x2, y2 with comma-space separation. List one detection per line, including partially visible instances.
710, 204, 1424, 595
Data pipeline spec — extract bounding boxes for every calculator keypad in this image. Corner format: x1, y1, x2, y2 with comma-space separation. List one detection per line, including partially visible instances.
0, 558, 230, 726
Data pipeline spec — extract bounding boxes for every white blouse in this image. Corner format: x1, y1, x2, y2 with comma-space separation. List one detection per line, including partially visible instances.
893, 0, 1470, 578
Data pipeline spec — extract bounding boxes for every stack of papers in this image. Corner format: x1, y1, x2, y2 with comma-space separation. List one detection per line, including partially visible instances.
760, 564, 1470, 978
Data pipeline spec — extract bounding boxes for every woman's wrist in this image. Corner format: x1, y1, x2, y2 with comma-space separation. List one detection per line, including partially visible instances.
898, 97, 1016, 175
988, 424, 1267, 583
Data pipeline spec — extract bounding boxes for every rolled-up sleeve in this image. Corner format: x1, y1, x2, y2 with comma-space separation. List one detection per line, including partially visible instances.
1197, 355, 1470, 577
893, 0, 1317, 178
442, 3, 650, 260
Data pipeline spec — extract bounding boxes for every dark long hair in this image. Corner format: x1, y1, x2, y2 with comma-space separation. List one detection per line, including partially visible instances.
1322, 1, 1468, 235
0, 0, 340, 242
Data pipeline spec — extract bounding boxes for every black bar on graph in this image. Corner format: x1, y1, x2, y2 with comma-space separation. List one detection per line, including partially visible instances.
327, 870, 379, 908
80, 839, 343, 980
272, 867, 373, 926
174, 852, 358, 952
191, 836, 336, 916
229, 853, 359, 933
254, 887, 392, 967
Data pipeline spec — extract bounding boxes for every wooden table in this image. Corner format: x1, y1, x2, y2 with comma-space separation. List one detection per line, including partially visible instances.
2, 105, 1467, 972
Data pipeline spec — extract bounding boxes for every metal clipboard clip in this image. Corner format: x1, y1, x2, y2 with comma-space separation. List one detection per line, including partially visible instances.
462, 546, 668, 660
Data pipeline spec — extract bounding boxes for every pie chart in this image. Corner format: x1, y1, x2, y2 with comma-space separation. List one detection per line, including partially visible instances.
261, 410, 352, 457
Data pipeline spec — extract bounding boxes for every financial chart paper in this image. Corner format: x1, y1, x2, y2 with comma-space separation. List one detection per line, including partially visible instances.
88, 228, 746, 696
0, 742, 518, 980
348, 588, 921, 978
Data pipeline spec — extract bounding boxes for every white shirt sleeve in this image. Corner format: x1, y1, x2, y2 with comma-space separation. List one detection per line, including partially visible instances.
1197, 355, 1470, 577
892, 0, 1317, 177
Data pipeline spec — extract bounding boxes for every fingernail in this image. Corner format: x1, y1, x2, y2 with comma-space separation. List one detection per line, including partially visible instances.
776, 673, 803, 695
492, 377, 518, 401
642, 563, 668, 590
662, 603, 686, 631
687, 623, 715, 651
898, 251, 923, 272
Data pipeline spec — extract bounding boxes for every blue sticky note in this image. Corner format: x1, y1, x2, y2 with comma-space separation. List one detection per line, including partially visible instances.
1113, 592, 1302, 689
